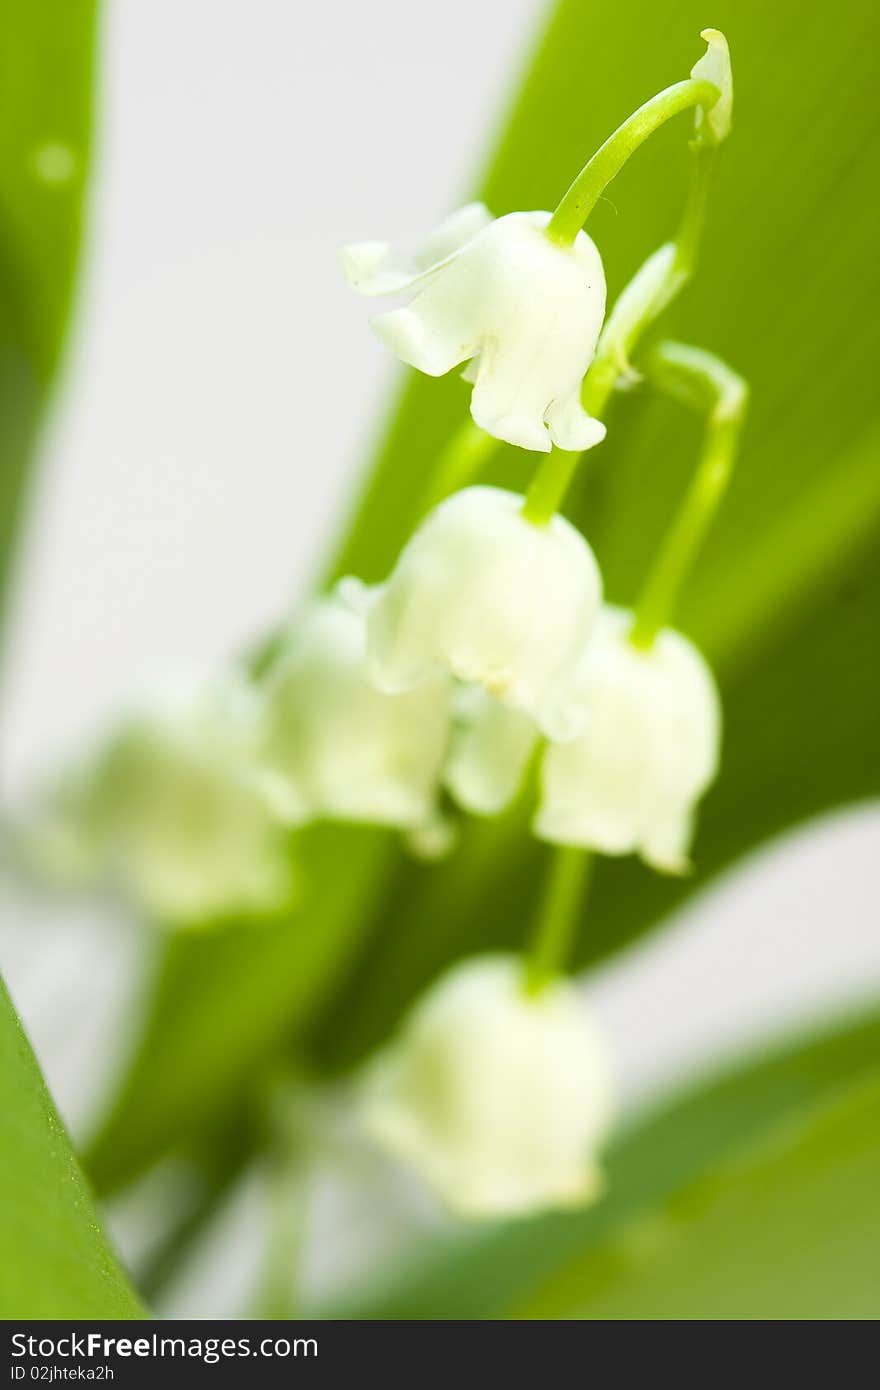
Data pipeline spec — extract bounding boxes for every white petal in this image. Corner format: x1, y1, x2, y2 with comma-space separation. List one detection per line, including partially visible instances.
535, 781, 645, 858
365, 486, 602, 737
340, 201, 492, 296
544, 392, 608, 453
336, 573, 378, 617
459, 355, 480, 384
256, 592, 451, 831
641, 805, 695, 876
444, 686, 539, 816
469, 343, 555, 452
535, 606, 721, 870
414, 201, 494, 267
371, 297, 478, 378
338, 240, 407, 295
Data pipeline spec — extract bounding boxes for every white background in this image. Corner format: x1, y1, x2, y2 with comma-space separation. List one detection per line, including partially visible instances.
0, 0, 877, 1312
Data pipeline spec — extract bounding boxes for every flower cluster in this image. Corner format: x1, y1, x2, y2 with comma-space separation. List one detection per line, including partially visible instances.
33, 31, 737, 1220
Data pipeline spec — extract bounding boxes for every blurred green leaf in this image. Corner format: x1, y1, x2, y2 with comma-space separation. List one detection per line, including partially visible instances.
325, 1005, 880, 1319
89, 0, 880, 1188
0, 0, 125, 1319
520, 1077, 880, 1319
0, 978, 145, 1317
87, 825, 396, 1193
0, 0, 98, 625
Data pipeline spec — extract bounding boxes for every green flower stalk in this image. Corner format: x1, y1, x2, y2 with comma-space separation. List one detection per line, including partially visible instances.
524, 31, 732, 526
630, 342, 749, 648
525, 846, 593, 993
545, 77, 719, 246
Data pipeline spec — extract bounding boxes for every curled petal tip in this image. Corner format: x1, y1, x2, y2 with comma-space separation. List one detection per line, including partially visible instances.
404, 812, 459, 862
336, 574, 375, 616
341, 203, 493, 297
691, 28, 733, 145
339, 240, 392, 290
646, 851, 693, 877
579, 417, 607, 449
370, 307, 462, 376
470, 406, 553, 453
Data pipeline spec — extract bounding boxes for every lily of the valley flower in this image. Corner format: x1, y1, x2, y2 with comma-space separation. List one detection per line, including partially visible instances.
342, 206, 607, 453
42, 678, 295, 927
444, 685, 538, 816
359, 486, 603, 741
535, 606, 721, 872
360, 954, 615, 1217
255, 592, 451, 831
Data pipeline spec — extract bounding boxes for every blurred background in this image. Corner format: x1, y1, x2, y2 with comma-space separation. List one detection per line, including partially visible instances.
0, 0, 877, 1316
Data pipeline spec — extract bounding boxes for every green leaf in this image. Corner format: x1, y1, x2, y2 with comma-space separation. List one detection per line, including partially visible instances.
520, 1076, 880, 1319
0, 0, 98, 625
323, 1005, 880, 1319
87, 825, 396, 1193
0, 977, 146, 1317
0, 0, 127, 1316
89, 0, 880, 1184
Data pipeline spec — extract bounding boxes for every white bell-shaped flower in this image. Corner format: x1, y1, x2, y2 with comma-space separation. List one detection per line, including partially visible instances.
255, 592, 451, 831
444, 685, 539, 816
44, 677, 295, 927
342, 204, 607, 453
362, 486, 602, 741
535, 606, 721, 872
360, 954, 615, 1217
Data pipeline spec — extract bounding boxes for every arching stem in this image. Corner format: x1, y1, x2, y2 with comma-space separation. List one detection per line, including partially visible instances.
523, 143, 717, 527
546, 78, 719, 245
630, 342, 748, 648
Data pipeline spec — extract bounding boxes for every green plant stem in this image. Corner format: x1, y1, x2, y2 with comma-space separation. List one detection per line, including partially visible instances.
521, 448, 582, 526
674, 143, 715, 277
252, 1148, 306, 1320
525, 848, 593, 993
523, 143, 718, 527
421, 417, 498, 513
584, 142, 716, 416
630, 342, 748, 648
546, 79, 719, 245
